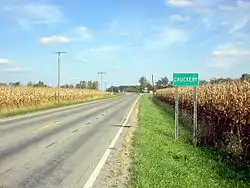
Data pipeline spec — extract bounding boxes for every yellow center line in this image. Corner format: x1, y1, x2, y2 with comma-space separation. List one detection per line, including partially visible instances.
36, 120, 60, 132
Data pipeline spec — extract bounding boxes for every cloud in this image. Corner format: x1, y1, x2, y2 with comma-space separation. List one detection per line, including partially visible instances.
206, 58, 234, 69
3, 67, 31, 72
143, 27, 188, 49
208, 41, 250, 69
0, 58, 11, 64
170, 14, 190, 22
229, 18, 249, 33
107, 20, 143, 37
75, 26, 90, 33
165, 0, 250, 35
88, 45, 122, 53
2, 1, 64, 27
212, 43, 250, 58
39, 35, 71, 45
166, 0, 193, 7
74, 57, 88, 63
75, 26, 92, 39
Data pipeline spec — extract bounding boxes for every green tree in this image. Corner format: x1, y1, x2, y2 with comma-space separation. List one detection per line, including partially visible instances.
27, 81, 34, 87
34, 80, 45, 87
91, 81, 99, 90
155, 76, 169, 89
9, 82, 21, 87
139, 76, 150, 92
87, 81, 93, 89
241, 73, 250, 82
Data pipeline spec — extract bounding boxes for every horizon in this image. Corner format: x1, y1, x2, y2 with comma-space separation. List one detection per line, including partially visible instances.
0, 0, 249, 88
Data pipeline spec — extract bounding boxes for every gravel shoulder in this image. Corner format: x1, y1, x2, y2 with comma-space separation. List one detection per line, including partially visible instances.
93, 99, 139, 188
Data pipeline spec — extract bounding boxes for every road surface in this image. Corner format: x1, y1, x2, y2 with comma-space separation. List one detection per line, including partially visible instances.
0, 93, 139, 188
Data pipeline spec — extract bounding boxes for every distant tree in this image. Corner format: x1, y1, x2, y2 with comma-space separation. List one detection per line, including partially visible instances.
156, 76, 169, 89
139, 76, 151, 92
75, 80, 87, 89
0, 82, 8, 86
199, 80, 208, 85
69, 84, 74, 88
91, 81, 99, 90
75, 80, 99, 90
34, 80, 46, 87
60, 84, 74, 88
139, 77, 148, 86
26, 81, 34, 87
241, 73, 250, 82
87, 81, 93, 89
9, 82, 21, 87
80, 81, 88, 89
75, 83, 81, 89
125, 86, 140, 93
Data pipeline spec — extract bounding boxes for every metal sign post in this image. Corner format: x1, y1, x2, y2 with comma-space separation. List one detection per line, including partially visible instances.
193, 86, 198, 145
173, 73, 199, 144
175, 87, 179, 140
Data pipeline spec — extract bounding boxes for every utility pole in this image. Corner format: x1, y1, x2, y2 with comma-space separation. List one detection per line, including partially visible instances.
54, 51, 67, 103
105, 81, 107, 91
152, 74, 155, 95
97, 71, 106, 91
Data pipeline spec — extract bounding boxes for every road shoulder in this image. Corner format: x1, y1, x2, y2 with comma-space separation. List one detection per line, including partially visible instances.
92, 97, 139, 188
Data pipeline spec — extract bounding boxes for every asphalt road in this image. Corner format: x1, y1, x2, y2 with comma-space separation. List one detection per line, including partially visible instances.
0, 93, 139, 188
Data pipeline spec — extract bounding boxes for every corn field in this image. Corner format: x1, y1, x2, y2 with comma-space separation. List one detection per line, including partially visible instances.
0, 86, 108, 111
155, 81, 250, 162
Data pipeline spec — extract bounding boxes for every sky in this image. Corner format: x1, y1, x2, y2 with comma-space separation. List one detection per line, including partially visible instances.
0, 0, 250, 87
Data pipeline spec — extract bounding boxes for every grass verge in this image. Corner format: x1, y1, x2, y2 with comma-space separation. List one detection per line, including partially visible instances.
0, 94, 120, 118
128, 94, 250, 188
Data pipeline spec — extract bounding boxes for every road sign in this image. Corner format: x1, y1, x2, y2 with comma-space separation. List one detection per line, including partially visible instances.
172, 72, 199, 145
173, 73, 199, 87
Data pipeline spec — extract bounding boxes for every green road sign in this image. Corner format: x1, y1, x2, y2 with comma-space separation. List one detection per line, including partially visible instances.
173, 73, 199, 87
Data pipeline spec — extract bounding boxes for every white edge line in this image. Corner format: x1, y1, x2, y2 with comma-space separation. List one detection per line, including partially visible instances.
83, 94, 141, 188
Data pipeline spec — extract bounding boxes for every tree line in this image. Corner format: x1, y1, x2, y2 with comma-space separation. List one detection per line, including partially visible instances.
0, 80, 100, 90
106, 73, 250, 93
1, 73, 249, 92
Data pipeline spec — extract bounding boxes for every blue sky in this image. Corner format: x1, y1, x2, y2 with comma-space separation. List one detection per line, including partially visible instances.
0, 0, 250, 87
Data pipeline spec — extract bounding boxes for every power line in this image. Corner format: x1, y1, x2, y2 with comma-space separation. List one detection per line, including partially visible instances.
97, 71, 106, 91
54, 51, 67, 103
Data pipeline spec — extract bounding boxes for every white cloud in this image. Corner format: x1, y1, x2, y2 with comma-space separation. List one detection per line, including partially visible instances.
75, 26, 92, 39
212, 43, 250, 58
229, 18, 249, 33
0, 58, 11, 64
160, 28, 188, 43
166, 0, 193, 7
2, 2, 64, 27
107, 20, 142, 37
144, 27, 188, 49
206, 58, 233, 69
170, 14, 190, 22
39, 35, 71, 45
166, 0, 250, 35
201, 1, 250, 33
76, 26, 90, 33
88, 45, 122, 53
3, 67, 31, 72
208, 42, 250, 69
75, 57, 88, 63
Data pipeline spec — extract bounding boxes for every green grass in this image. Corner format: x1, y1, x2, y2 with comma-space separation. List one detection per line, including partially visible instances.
128, 94, 250, 188
0, 93, 120, 118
